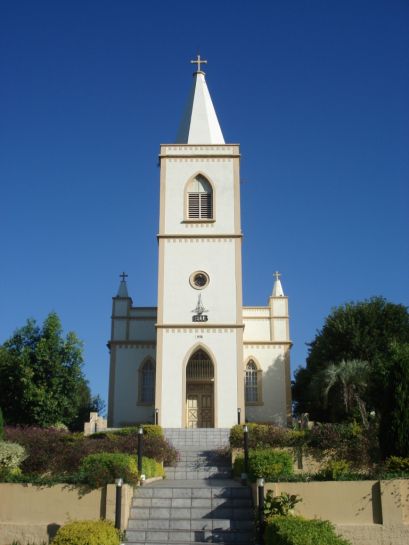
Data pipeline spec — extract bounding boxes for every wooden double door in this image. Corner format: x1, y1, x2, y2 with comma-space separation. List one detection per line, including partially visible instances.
186, 382, 214, 428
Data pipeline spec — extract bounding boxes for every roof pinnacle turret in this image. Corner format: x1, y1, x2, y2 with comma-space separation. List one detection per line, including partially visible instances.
117, 271, 129, 298
272, 271, 285, 297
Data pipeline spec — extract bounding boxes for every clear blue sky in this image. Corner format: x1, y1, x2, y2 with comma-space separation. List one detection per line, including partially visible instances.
1, 0, 408, 408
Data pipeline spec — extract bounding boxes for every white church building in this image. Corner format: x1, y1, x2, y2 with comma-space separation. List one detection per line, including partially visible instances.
107, 58, 292, 429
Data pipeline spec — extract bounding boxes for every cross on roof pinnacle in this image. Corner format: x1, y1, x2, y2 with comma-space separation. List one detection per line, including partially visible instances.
274, 271, 281, 281
191, 54, 207, 74
120, 272, 128, 282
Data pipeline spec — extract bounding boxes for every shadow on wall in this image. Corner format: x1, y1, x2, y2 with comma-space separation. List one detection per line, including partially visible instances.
246, 354, 286, 425
47, 523, 60, 540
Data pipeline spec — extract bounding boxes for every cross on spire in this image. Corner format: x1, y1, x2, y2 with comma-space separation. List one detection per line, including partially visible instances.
120, 272, 128, 282
274, 271, 281, 282
191, 54, 207, 73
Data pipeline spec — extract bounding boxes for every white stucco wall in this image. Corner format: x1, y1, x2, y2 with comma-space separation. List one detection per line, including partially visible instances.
159, 329, 240, 428
243, 318, 271, 341
244, 346, 288, 425
112, 320, 127, 341
162, 239, 239, 324
162, 147, 238, 236
272, 319, 288, 342
128, 319, 156, 341
112, 346, 156, 426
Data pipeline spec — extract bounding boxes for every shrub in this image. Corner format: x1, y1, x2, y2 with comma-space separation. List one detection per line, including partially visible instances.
317, 459, 351, 481
142, 456, 164, 478
234, 449, 293, 482
113, 425, 163, 438
307, 422, 377, 467
0, 408, 4, 440
265, 515, 351, 545
263, 491, 302, 517
4, 426, 178, 475
0, 442, 27, 477
79, 452, 138, 488
52, 520, 120, 545
384, 456, 409, 473
230, 424, 302, 449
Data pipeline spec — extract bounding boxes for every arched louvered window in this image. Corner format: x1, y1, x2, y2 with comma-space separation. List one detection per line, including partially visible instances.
187, 175, 213, 220
245, 360, 260, 403
139, 359, 155, 404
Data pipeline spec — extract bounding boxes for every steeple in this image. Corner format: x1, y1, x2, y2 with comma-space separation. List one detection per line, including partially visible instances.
116, 272, 129, 298
272, 271, 285, 297
176, 56, 225, 144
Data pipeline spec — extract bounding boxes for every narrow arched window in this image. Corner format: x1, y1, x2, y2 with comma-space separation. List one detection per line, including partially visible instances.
139, 359, 155, 404
245, 360, 259, 403
187, 175, 213, 219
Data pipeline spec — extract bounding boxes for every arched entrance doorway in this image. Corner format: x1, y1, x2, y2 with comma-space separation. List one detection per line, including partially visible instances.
186, 349, 214, 428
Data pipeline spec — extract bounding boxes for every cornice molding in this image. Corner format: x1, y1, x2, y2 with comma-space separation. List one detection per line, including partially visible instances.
158, 234, 242, 240
156, 323, 245, 329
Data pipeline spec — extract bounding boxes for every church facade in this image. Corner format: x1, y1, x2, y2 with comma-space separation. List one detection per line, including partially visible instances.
108, 61, 292, 429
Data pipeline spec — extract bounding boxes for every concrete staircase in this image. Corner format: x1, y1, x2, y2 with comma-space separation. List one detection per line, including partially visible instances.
125, 429, 255, 544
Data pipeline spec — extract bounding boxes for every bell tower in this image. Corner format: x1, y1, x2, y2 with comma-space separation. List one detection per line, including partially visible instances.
155, 58, 244, 427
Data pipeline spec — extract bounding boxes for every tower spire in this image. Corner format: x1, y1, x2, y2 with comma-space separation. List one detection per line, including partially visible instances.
176, 56, 225, 144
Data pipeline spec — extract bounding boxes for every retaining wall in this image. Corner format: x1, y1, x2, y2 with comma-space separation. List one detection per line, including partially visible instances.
253, 479, 409, 545
0, 483, 133, 545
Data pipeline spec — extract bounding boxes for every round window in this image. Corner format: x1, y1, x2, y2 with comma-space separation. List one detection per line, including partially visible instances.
189, 271, 210, 290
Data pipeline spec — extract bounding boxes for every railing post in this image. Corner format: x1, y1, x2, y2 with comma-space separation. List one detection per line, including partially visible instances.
257, 477, 265, 545
114, 478, 123, 530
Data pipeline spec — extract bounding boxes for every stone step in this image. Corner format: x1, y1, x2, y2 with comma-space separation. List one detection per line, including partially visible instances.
168, 462, 230, 468
129, 506, 253, 520
128, 518, 254, 531
163, 429, 230, 449
164, 470, 232, 480
131, 497, 252, 508
125, 528, 254, 543
134, 486, 252, 499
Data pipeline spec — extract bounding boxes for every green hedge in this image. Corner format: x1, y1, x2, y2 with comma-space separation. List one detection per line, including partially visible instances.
52, 520, 120, 545
265, 516, 351, 545
142, 456, 164, 479
79, 452, 164, 488
79, 452, 138, 488
92, 424, 163, 439
230, 424, 305, 449
116, 424, 163, 438
234, 449, 293, 481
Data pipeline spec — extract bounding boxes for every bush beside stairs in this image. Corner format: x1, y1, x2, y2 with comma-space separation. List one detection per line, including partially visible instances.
125, 428, 255, 544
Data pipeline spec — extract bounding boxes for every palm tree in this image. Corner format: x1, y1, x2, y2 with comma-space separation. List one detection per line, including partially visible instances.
313, 360, 370, 428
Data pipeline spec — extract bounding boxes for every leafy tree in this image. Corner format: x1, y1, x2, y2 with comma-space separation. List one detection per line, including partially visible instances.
0, 312, 96, 429
293, 297, 409, 422
378, 342, 409, 458
0, 407, 4, 440
312, 360, 369, 427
